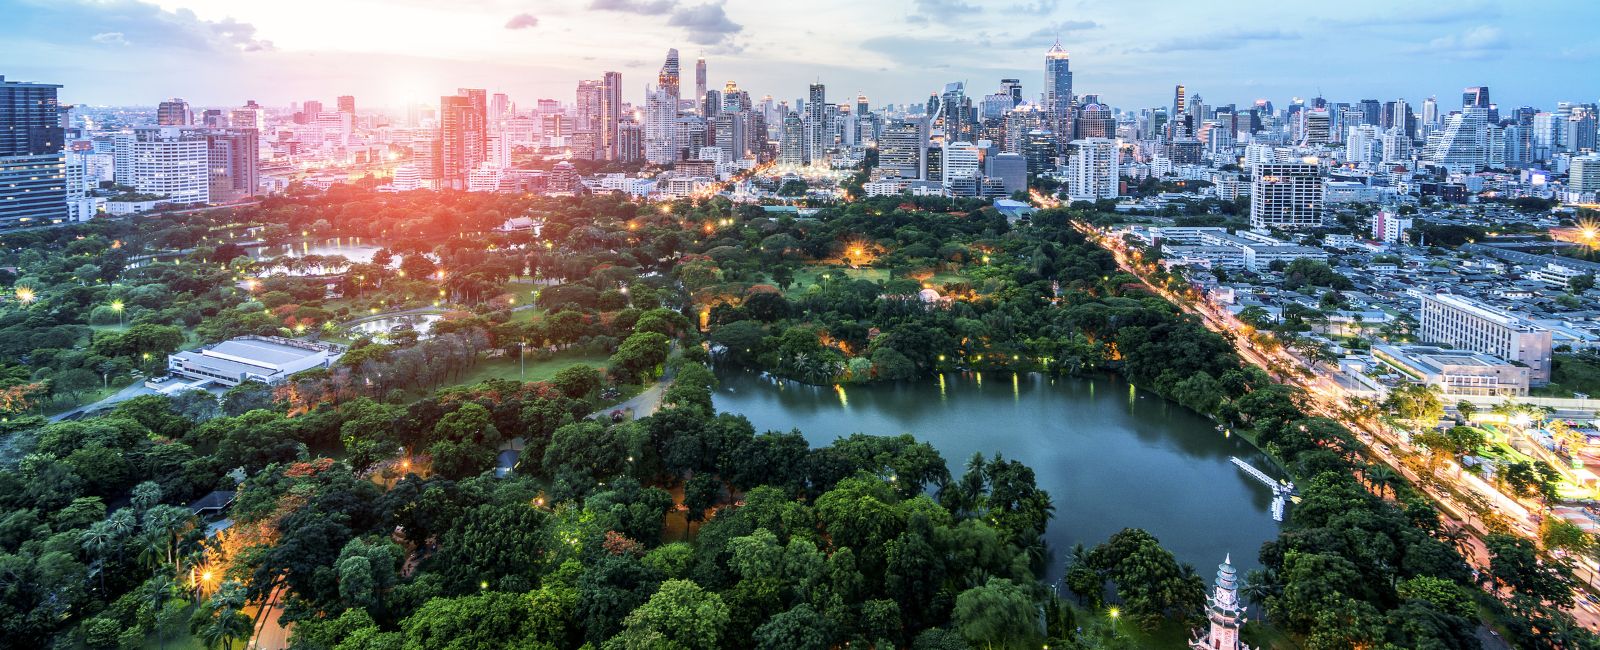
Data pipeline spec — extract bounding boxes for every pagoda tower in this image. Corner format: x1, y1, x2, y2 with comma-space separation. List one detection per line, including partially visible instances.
1190, 554, 1255, 650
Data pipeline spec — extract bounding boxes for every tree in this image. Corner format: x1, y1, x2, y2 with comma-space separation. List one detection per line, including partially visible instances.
551, 364, 603, 400
608, 332, 671, 384
953, 578, 1042, 650
1385, 383, 1444, 433
605, 579, 729, 650
189, 581, 253, 650
754, 603, 829, 650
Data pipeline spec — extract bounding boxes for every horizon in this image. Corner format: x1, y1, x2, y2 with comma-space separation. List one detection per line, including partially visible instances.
3, 0, 1597, 111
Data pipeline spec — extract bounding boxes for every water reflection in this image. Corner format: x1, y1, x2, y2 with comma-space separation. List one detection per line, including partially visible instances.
712, 368, 1283, 581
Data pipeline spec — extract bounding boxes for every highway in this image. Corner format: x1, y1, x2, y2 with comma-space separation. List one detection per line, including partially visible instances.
1063, 214, 1600, 632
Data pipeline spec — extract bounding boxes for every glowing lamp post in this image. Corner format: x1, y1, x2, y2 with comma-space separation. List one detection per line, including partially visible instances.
110, 299, 124, 327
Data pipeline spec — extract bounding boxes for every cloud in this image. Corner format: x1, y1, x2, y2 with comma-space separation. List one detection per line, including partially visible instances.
504, 13, 539, 29
588, 0, 676, 14
914, 0, 982, 17
1010, 0, 1059, 13
667, 2, 742, 45
1411, 25, 1507, 59
1027, 20, 1099, 39
91, 31, 129, 46
1137, 28, 1299, 53
14, 1, 273, 53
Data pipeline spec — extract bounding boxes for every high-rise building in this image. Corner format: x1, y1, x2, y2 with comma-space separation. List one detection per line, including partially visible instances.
1300, 109, 1331, 145
337, 95, 356, 114
0, 75, 67, 226
778, 112, 806, 166
985, 152, 1027, 196
1250, 163, 1323, 229
1066, 137, 1120, 201
489, 93, 509, 122
694, 58, 707, 110
600, 72, 623, 160
456, 88, 489, 164
1419, 294, 1553, 383
127, 127, 209, 204
1462, 86, 1490, 111
204, 128, 258, 202
1000, 78, 1023, 107
942, 140, 980, 185
877, 118, 926, 179
229, 100, 265, 132
1572, 155, 1600, 195
1426, 109, 1488, 173
645, 87, 679, 165
574, 80, 603, 133
1169, 84, 1191, 142
1044, 39, 1073, 137
658, 49, 680, 101
302, 99, 324, 121
806, 83, 827, 163
1074, 103, 1115, 139
157, 98, 191, 126
439, 94, 484, 189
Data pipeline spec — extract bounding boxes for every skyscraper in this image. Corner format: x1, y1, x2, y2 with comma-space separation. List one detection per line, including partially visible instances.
157, 98, 192, 126
457, 88, 489, 164
1169, 84, 1190, 141
1067, 137, 1120, 201
600, 72, 623, 160
1462, 86, 1490, 111
779, 112, 806, 166
0, 75, 66, 226
659, 49, 681, 101
806, 83, 826, 163
337, 95, 356, 114
877, 118, 926, 179
694, 58, 708, 111
126, 127, 209, 204
645, 87, 678, 165
1044, 39, 1072, 137
439, 94, 485, 189
205, 128, 258, 202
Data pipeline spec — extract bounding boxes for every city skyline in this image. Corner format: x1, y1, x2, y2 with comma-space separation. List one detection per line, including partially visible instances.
3, 0, 1598, 110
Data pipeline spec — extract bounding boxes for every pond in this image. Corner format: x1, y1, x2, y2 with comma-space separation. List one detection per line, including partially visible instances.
248, 237, 384, 265
347, 313, 441, 339
711, 369, 1285, 582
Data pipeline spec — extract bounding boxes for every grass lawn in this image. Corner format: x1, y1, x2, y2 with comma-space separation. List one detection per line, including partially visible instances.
449, 350, 610, 386
1532, 353, 1600, 397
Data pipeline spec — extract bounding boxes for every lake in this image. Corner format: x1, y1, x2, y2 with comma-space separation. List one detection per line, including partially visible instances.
248, 237, 384, 265
711, 368, 1285, 582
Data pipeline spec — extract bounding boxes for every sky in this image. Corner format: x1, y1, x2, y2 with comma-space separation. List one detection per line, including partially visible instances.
2, 0, 1596, 112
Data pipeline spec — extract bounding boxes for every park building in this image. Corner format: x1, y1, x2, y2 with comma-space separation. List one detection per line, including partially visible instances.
1372, 343, 1531, 397
1418, 293, 1552, 384
167, 336, 343, 387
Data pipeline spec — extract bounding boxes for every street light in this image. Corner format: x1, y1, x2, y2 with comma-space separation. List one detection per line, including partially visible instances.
110, 299, 124, 327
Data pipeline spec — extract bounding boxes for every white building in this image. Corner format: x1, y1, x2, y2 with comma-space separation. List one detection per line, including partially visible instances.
389, 165, 422, 191
1418, 294, 1553, 384
1250, 162, 1323, 229
167, 336, 341, 387
1067, 137, 1120, 201
644, 88, 678, 165
126, 127, 210, 204
1371, 211, 1412, 244
942, 141, 980, 187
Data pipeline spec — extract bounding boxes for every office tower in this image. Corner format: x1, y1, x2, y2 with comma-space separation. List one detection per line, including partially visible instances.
1380, 131, 1412, 164
985, 152, 1026, 196
0, 75, 67, 226
675, 116, 708, 160
1044, 39, 1073, 136
806, 83, 826, 163
1250, 163, 1323, 229
617, 122, 643, 162
457, 88, 489, 163
856, 93, 869, 117
302, 99, 324, 121
229, 100, 265, 132
201, 109, 226, 128
204, 128, 258, 203
1572, 155, 1600, 194
1346, 124, 1380, 164
1169, 84, 1190, 141
713, 112, 746, 160
157, 98, 191, 126
1421, 97, 1439, 130
694, 58, 707, 109
1358, 99, 1383, 128
337, 95, 355, 114
1419, 294, 1552, 383
779, 112, 806, 166
391, 165, 422, 191
489, 93, 509, 122
598, 72, 622, 160
1300, 109, 1331, 145
575, 80, 603, 132
1074, 103, 1115, 139
645, 87, 678, 165
942, 140, 980, 182
1000, 79, 1023, 106
1426, 109, 1488, 173
1570, 105, 1599, 152
1021, 130, 1057, 174
127, 127, 209, 204
410, 134, 440, 188
439, 95, 481, 189
877, 118, 926, 179
1067, 137, 1120, 201
658, 49, 680, 101
1462, 86, 1490, 111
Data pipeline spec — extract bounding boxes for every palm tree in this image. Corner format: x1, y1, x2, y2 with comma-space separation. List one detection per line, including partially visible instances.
191, 581, 254, 650
1437, 523, 1472, 558
1240, 568, 1280, 622
1367, 465, 1400, 499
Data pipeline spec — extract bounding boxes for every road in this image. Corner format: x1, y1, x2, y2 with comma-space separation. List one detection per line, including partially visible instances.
1066, 216, 1600, 632
50, 380, 158, 422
